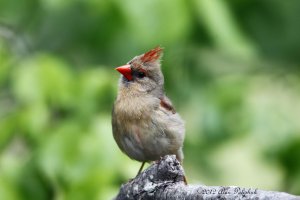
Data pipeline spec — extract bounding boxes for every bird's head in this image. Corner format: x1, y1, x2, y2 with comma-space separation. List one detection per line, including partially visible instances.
115, 46, 164, 95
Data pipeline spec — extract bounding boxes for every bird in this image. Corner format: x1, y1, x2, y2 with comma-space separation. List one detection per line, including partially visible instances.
112, 46, 185, 176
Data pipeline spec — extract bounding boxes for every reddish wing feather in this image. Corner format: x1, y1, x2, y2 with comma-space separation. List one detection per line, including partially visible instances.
141, 46, 163, 63
160, 97, 176, 114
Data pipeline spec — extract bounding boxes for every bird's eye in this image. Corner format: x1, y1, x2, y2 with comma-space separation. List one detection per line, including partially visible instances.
137, 71, 146, 78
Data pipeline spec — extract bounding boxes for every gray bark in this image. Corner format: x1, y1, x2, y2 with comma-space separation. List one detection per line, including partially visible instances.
116, 155, 300, 200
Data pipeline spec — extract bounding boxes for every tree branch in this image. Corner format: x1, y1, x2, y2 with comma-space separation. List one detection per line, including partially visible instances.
116, 155, 300, 200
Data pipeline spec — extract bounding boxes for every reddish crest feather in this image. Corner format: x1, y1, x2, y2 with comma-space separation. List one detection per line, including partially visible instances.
141, 46, 163, 63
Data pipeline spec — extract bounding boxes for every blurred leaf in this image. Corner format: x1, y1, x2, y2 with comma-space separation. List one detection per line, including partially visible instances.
12, 54, 74, 106
193, 0, 257, 58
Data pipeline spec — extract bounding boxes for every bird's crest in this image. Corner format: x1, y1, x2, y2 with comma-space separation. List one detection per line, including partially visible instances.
141, 46, 163, 63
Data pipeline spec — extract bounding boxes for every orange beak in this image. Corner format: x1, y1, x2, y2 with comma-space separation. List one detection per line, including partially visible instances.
115, 64, 132, 81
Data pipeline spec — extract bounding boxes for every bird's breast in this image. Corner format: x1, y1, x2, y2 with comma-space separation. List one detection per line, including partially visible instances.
114, 94, 159, 120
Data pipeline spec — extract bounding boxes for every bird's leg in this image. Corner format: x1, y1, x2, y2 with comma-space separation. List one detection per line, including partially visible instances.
136, 162, 146, 177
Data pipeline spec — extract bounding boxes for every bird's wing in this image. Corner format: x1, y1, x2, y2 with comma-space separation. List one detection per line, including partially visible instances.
159, 96, 176, 114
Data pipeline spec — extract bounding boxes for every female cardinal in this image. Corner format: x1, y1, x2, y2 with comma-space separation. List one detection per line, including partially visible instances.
112, 46, 185, 175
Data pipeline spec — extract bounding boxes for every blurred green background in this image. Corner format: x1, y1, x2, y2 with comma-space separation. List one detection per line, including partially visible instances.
1, 0, 300, 199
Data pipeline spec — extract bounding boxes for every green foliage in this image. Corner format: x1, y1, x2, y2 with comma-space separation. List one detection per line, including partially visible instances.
1, 0, 300, 199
